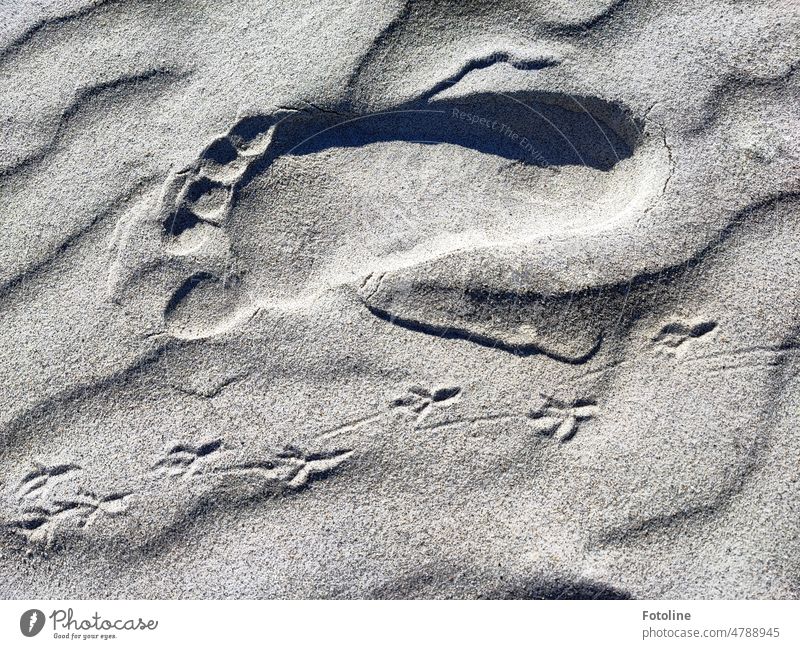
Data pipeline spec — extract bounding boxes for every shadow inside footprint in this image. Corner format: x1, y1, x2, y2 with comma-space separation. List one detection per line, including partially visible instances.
288, 91, 637, 171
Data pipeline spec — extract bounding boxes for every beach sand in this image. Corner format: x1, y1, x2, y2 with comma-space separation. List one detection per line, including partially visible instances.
1, 0, 799, 598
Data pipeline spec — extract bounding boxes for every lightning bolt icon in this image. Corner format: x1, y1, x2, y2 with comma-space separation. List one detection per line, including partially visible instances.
28, 612, 38, 632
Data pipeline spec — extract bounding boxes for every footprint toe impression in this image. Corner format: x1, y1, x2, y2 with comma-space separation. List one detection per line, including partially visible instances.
164, 272, 247, 340
108, 113, 288, 338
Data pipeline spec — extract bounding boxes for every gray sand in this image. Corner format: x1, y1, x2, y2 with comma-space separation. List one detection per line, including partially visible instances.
1, 0, 799, 599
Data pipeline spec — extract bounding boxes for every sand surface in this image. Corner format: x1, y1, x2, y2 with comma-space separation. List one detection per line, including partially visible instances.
1, 0, 799, 599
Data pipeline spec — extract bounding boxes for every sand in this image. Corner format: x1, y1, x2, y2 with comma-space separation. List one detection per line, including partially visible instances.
1, 0, 799, 599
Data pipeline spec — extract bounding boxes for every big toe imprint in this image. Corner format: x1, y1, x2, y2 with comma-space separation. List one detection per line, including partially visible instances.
106, 114, 283, 339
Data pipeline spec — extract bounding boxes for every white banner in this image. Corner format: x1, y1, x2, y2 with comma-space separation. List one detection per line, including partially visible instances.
1, 600, 797, 648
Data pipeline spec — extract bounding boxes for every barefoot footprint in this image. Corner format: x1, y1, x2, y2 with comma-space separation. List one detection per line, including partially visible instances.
108, 54, 670, 351
107, 111, 295, 339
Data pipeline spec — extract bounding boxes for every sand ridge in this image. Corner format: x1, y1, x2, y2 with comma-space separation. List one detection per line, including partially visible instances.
1, 0, 799, 599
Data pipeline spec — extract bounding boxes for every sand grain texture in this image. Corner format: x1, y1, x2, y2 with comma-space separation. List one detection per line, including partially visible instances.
1, 0, 799, 599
